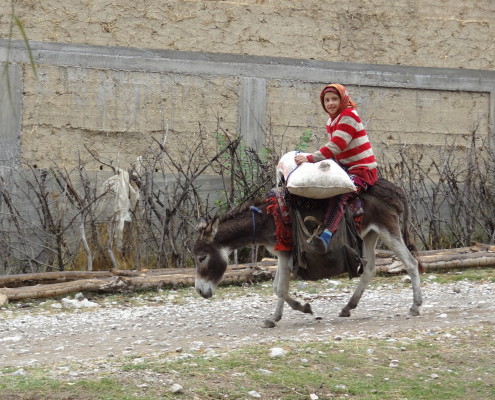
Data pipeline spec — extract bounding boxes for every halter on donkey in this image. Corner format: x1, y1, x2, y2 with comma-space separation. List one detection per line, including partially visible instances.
194, 178, 423, 328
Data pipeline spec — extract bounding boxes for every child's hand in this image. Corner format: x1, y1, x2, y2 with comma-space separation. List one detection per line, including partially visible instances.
294, 154, 309, 165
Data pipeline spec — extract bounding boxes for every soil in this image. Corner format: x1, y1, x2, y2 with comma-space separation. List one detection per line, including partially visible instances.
1, 275, 494, 371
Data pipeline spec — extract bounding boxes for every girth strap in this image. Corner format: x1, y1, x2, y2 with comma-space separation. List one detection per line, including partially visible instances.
250, 206, 262, 243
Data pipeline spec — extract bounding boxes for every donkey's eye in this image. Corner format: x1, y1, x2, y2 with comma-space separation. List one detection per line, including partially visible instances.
198, 255, 207, 264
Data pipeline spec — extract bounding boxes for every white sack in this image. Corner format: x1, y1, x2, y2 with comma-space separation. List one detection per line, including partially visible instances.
277, 151, 356, 199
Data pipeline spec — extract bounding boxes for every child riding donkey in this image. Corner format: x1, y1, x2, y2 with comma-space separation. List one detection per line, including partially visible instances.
294, 83, 378, 252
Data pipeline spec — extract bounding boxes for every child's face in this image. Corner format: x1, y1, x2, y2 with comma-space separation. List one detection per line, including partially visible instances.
323, 91, 341, 115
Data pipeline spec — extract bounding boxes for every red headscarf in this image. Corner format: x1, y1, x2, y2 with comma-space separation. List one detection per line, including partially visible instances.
319, 83, 357, 118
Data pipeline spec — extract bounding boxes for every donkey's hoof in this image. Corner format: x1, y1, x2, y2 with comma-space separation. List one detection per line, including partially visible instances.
409, 307, 420, 317
263, 319, 276, 328
339, 309, 351, 318
303, 303, 313, 314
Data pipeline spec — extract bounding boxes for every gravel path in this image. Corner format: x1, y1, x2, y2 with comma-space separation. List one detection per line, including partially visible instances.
1, 276, 494, 371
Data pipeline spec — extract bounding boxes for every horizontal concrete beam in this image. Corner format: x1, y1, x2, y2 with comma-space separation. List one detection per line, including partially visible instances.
2, 39, 495, 93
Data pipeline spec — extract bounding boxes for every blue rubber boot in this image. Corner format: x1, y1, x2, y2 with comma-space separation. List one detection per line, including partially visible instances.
313, 229, 333, 254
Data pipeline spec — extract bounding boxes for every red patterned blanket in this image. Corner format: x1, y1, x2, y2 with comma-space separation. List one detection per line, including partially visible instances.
266, 189, 292, 251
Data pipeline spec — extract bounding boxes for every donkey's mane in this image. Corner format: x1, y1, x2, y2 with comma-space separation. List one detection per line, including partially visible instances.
220, 198, 266, 223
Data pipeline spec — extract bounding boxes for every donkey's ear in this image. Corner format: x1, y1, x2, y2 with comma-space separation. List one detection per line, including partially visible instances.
197, 216, 219, 242
202, 216, 220, 242
196, 217, 208, 231
210, 216, 220, 236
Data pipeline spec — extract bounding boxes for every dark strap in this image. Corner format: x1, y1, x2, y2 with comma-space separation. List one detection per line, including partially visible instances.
250, 206, 262, 243
285, 150, 301, 183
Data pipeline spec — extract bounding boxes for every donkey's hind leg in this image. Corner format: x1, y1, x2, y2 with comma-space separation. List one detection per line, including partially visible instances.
380, 232, 423, 316
340, 230, 379, 317
285, 295, 313, 315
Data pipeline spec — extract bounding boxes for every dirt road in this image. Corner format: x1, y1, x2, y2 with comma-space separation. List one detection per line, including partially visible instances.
1, 275, 494, 371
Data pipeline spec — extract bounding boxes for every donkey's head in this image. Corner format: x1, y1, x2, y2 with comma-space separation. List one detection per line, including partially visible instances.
193, 217, 229, 299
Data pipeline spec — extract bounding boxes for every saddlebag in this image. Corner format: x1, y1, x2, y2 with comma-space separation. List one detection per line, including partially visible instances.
290, 201, 365, 281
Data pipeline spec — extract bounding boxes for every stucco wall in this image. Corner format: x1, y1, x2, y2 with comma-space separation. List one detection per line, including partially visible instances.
1, 1, 494, 171
4, 0, 494, 71
21, 65, 239, 169
0, 41, 492, 171
268, 82, 490, 155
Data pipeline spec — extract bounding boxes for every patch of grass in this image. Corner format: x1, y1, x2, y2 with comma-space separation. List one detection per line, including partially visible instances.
153, 326, 494, 399
0, 372, 173, 399
0, 374, 116, 399
427, 268, 495, 284
4, 324, 492, 400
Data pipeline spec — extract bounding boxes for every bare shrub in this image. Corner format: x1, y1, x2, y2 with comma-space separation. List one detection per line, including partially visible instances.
380, 126, 495, 249
1, 121, 493, 274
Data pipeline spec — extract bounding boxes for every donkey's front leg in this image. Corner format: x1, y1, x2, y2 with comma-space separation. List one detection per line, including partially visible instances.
264, 252, 290, 328
264, 252, 313, 328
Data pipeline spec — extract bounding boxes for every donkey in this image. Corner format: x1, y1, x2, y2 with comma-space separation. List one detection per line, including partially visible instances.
193, 178, 423, 328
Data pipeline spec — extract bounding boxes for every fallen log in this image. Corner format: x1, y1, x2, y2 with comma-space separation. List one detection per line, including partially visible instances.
0, 248, 493, 303
0, 278, 117, 301
0, 271, 112, 288
0, 292, 8, 308
0, 265, 277, 302
0, 261, 279, 289
376, 250, 495, 273
376, 243, 495, 258
419, 255, 495, 272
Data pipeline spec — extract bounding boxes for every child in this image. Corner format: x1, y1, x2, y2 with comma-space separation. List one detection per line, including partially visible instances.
294, 83, 378, 252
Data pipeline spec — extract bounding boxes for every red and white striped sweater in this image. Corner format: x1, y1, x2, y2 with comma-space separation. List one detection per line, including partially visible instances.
307, 107, 378, 186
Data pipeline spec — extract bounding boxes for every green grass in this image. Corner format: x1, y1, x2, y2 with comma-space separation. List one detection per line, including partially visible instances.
2, 324, 493, 399
427, 268, 495, 284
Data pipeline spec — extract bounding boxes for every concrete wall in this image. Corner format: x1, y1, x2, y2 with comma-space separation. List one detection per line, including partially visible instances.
0, 63, 22, 166
3, 0, 494, 71
1, 40, 494, 173
0, 1, 494, 264
1, 1, 494, 172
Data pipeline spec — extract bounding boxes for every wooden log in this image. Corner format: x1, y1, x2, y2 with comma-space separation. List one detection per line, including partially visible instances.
0, 278, 116, 301
376, 244, 495, 258
0, 292, 8, 308
0, 271, 112, 288
0, 268, 188, 288
0, 248, 494, 303
469, 242, 495, 252
426, 251, 495, 262
376, 253, 495, 274
0, 260, 281, 288
0, 265, 278, 302
423, 256, 495, 272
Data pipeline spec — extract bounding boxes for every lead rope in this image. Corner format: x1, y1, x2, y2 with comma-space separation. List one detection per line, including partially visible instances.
285, 150, 302, 184
250, 206, 262, 244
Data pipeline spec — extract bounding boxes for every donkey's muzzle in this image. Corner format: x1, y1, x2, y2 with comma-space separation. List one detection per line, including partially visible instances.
195, 277, 214, 299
